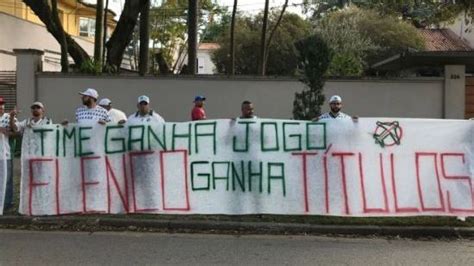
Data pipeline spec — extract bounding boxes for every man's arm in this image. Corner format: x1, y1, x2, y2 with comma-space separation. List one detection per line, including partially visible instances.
9, 110, 19, 133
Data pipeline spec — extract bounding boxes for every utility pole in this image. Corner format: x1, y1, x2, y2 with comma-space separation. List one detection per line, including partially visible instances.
187, 0, 198, 74
139, 0, 150, 76
259, 0, 270, 75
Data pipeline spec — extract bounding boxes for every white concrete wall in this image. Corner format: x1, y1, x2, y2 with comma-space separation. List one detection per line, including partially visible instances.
445, 13, 474, 47
30, 74, 445, 122
0, 12, 95, 71
444, 65, 466, 119
197, 50, 217, 74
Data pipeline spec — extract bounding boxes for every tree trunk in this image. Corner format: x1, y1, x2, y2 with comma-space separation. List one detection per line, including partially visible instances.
50, 0, 68, 72
187, 0, 198, 74
106, 0, 149, 72
94, 0, 104, 66
23, 0, 89, 67
102, 0, 109, 67
155, 52, 171, 74
229, 0, 238, 75
259, 0, 270, 76
139, 0, 150, 76
263, 0, 288, 74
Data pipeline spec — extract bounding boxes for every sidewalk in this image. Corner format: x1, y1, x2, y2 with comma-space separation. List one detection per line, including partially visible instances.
0, 215, 473, 239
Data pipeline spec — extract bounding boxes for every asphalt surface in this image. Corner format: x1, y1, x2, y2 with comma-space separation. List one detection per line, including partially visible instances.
0, 230, 473, 265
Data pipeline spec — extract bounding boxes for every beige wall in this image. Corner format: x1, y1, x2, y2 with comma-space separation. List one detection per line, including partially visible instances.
36, 75, 306, 122
31, 74, 445, 122
324, 79, 444, 118
14, 49, 456, 122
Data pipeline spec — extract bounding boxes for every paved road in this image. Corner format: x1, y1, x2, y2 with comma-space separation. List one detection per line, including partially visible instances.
0, 230, 473, 265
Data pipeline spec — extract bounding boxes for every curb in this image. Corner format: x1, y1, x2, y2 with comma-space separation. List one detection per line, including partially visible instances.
0, 216, 473, 238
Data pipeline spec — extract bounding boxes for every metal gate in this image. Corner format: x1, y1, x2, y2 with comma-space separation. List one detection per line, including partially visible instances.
0, 71, 16, 111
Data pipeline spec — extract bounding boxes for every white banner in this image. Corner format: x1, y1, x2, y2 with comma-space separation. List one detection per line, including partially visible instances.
0, 134, 8, 214
17, 119, 474, 217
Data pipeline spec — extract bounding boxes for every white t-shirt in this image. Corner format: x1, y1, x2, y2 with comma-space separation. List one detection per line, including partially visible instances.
0, 113, 17, 159
318, 112, 351, 120
127, 111, 165, 124
237, 115, 258, 120
75, 105, 111, 124
108, 108, 127, 123
16, 117, 53, 133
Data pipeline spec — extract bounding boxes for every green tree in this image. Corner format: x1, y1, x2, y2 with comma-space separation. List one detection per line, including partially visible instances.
357, 8, 425, 62
201, 13, 231, 42
293, 34, 332, 120
304, 1, 473, 28
316, 6, 424, 76
212, 12, 311, 75
316, 7, 377, 76
149, 0, 223, 74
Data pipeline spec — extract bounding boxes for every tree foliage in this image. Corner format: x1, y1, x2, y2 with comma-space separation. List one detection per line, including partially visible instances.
304, 0, 472, 27
293, 34, 332, 120
316, 6, 424, 76
148, 0, 224, 73
212, 12, 311, 75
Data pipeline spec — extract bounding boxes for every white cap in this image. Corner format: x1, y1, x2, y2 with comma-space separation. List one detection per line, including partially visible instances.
329, 95, 342, 103
138, 95, 150, 104
79, 88, 99, 99
98, 98, 112, 106
31, 101, 44, 109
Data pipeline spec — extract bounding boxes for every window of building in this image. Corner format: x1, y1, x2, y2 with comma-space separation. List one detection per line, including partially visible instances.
79, 17, 95, 37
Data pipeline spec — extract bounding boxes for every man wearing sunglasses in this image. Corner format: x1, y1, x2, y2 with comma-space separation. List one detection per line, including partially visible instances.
127, 95, 165, 124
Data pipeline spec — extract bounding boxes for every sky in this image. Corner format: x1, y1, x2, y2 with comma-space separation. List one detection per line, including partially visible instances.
83, 0, 307, 18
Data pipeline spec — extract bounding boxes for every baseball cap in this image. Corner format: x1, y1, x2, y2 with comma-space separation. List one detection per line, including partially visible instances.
79, 88, 99, 99
30, 102, 44, 109
98, 98, 112, 106
194, 95, 206, 102
138, 95, 150, 104
0, 97, 4, 104
329, 95, 342, 103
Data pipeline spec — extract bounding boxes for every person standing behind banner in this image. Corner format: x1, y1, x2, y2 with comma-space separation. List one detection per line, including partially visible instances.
314, 95, 358, 122
62, 88, 111, 125
239, 100, 257, 119
98, 98, 127, 124
0, 97, 17, 211
191, 95, 207, 121
127, 95, 165, 124
9, 102, 52, 134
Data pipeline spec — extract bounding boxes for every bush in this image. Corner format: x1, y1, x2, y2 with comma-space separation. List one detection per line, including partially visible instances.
79, 59, 102, 75
293, 35, 332, 120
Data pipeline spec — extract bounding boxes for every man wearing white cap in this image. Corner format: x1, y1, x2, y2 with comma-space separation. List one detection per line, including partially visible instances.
9, 102, 52, 134
98, 98, 127, 124
315, 95, 358, 121
127, 95, 165, 123
71, 88, 111, 124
